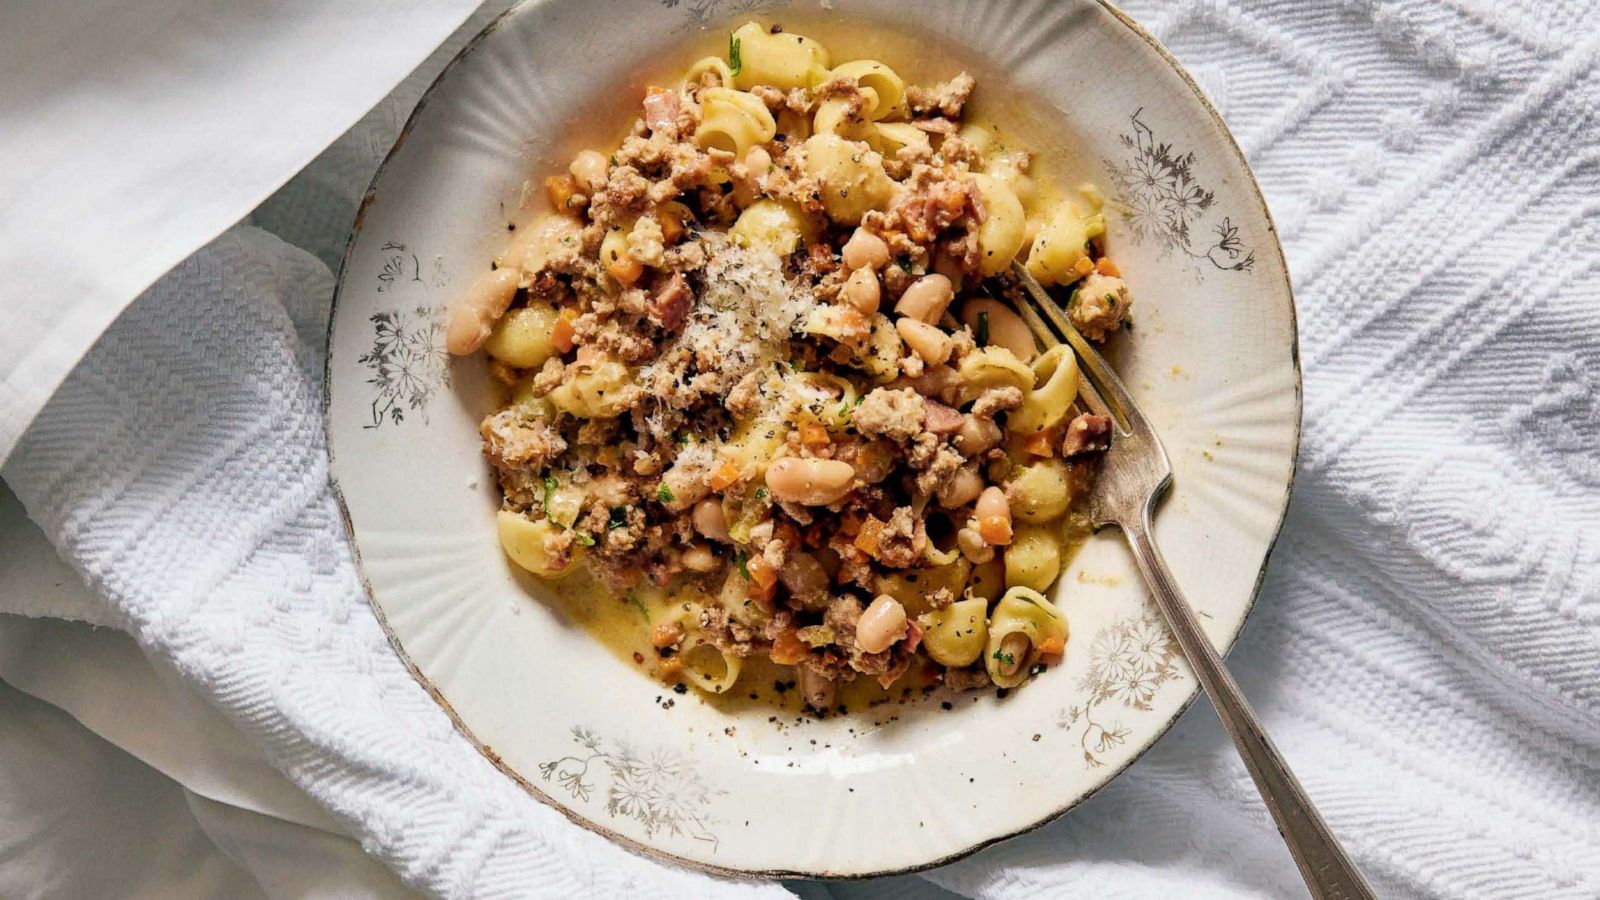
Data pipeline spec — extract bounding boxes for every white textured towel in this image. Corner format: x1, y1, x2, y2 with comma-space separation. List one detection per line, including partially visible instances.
6, 1, 1600, 898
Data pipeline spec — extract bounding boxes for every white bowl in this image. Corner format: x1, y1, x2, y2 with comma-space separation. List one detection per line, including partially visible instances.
326, 0, 1299, 877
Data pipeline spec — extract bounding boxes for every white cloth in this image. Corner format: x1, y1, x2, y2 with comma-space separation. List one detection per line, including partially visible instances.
0, 0, 482, 461
5, 0, 1600, 897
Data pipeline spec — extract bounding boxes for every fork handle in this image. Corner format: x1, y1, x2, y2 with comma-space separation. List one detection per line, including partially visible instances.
1121, 504, 1375, 900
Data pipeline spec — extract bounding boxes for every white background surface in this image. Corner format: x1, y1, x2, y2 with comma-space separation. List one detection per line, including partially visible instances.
4, 0, 1600, 897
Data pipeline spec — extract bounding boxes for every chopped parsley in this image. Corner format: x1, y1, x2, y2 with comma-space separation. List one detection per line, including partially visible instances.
624, 593, 650, 623
1104, 293, 1117, 305
574, 532, 596, 547
542, 476, 559, 521
656, 483, 676, 503
1065, 284, 1082, 311
753, 486, 769, 501
609, 154, 619, 167
728, 34, 743, 76
734, 550, 751, 580
672, 431, 691, 444
992, 649, 1015, 666
976, 311, 991, 347
895, 254, 914, 273
607, 506, 629, 530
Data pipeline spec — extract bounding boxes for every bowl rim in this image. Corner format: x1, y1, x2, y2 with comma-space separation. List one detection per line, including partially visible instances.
322, 0, 1303, 879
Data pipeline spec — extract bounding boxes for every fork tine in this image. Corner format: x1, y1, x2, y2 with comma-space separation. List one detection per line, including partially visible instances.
1011, 295, 1116, 422
1009, 262, 1154, 438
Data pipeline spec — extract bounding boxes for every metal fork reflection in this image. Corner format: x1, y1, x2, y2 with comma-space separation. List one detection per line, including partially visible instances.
1010, 261, 1373, 900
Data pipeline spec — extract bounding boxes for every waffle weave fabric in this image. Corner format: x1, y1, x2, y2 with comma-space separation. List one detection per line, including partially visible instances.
6, 1, 1600, 897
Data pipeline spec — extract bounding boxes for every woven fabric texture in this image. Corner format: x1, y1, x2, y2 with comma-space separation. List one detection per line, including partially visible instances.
7, 1, 1600, 897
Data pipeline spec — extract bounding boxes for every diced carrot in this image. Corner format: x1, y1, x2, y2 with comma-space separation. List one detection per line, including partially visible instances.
709, 458, 743, 491
655, 205, 686, 244
1022, 430, 1055, 457
1095, 257, 1121, 277
838, 509, 864, 538
853, 516, 885, 556
799, 420, 831, 451
545, 174, 579, 211
1073, 255, 1095, 278
551, 316, 576, 354
746, 553, 779, 591
1038, 635, 1065, 663
658, 657, 683, 680
603, 245, 644, 285
770, 629, 808, 665
978, 514, 1012, 546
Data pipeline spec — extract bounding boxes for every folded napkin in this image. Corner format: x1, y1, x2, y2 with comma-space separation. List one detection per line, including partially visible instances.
6, 0, 1600, 897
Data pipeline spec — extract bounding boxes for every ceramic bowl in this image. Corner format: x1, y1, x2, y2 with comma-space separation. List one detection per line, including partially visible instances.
326, 0, 1298, 877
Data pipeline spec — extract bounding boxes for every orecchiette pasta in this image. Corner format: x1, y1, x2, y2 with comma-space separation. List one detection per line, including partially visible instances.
984, 587, 1069, 689
801, 133, 894, 224
1007, 459, 1073, 524
484, 301, 561, 369
497, 510, 576, 578
696, 87, 777, 157
1005, 524, 1064, 591
547, 356, 635, 418
969, 173, 1027, 276
680, 631, 744, 694
920, 597, 988, 667
730, 21, 830, 90
957, 345, 1034, 403
730, 199, 814, 256
1008, 344, 1081, 434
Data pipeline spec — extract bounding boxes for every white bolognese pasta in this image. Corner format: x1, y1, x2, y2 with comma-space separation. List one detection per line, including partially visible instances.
447, 20, 1135, 711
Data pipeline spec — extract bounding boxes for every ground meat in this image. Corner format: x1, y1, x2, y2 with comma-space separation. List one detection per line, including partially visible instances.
823, 594, 864, 648
937, 133, 984, 168
852, 387, 925, 442
647, 143, 716, 205
870, 507, 923, 569
628, 215, 666, 268
1063, 413, 1113, 457
572, 313, 655, 363
590, 165, 651, 227
723, 370, 769, 419
910, 435, 964, 496
1072, 273, 1132, 342
525, 359, 563, 398
970, 385, 1024, 418
481, 410, 568, 474
944, 664, 992, 692
906, 72, 975, 118
749, 84, 786, 109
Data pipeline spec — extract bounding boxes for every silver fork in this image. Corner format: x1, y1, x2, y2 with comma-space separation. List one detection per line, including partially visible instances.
1010, 262, 1375, 900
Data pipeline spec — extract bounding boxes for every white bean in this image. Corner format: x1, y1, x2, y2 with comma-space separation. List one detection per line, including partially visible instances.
799, 666, 837, 711
960, 298, 1037, 363
855, 595, 908, 654
681, 544, 719, 572
957, 526, 994, 564
895, 317, 953, 365
841, 228, 890, 271
445, 268, 521, 355
937, 465, 985, 508
953, 415, 1002, 455
764, 457, 856, 506
843, 267, 881, 314
569, 150, 609, 193
894, 274, 954, 323
693, 498, 730, 542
